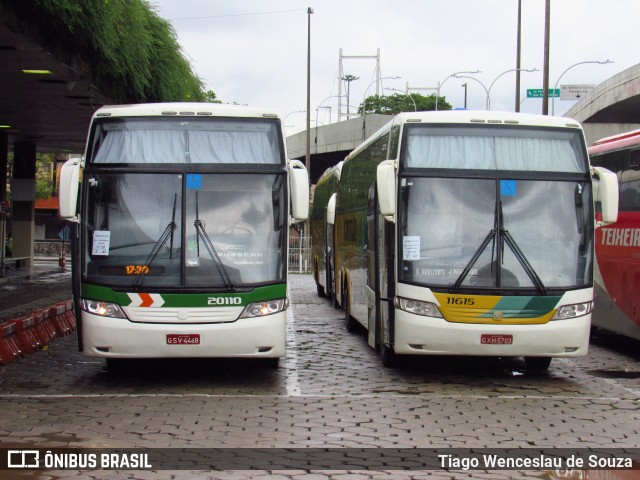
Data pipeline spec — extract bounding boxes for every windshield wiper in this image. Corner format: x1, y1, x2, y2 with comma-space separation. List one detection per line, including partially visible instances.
132, 194, 177, 289
193, 191, 236, 291
451, 229, 495, 292
451, 199, 500, 292
501, 229, 546, 294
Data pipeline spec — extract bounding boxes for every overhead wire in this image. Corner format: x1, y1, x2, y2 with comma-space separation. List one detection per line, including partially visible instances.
168, 8, 307, 21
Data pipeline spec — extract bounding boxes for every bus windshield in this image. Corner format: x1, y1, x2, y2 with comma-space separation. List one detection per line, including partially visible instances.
398, 123, 593, 291
83, 173, 286, 288
399, 177, 593, 291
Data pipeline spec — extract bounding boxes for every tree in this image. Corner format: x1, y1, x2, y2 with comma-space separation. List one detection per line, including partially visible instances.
358, 92, 452, 115
35, 154, 54, 200
204, 90, 223, 104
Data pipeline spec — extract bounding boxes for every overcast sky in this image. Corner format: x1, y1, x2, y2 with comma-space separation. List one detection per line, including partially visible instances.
152, 0, 637, 135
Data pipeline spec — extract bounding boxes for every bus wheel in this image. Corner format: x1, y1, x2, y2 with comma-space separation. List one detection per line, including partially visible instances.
379, 342, 396, 367
525, 357, 551, 372
316, 283, 325, 297
343, 285, 358, 333
106, 358, 128, 373
260, 358, 280, 369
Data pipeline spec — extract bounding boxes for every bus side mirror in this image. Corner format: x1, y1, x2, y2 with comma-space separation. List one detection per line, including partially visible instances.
592, 166, 619, 227
289, 159, 309, 222
377, 160, 397, 221
326, 193, 337, 225
59, 157, 82, 223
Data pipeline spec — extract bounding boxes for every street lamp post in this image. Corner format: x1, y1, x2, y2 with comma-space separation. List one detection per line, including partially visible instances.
461, 83, 468, 109
453, 75, 489, 109
305, 7, 313, 180
486, 68, 538, 110
436, 70, 480, 111
342, 74, 359, 120
551, 60, 613, 115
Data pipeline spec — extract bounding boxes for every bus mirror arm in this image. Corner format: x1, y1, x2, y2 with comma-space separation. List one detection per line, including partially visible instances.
289, 159, 310, 222
377, 160, 397, 222
591, 166, 619, 227
59, 157, 83, 223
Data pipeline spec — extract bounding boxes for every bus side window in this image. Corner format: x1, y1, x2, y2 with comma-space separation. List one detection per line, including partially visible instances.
619, 150, 640, 212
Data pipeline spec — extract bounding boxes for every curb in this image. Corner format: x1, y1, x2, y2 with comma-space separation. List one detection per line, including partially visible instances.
0, 300, 75, 366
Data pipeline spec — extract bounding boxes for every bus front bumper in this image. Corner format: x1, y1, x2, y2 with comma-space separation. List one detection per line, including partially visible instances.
394, 310, 591, 357
81, 311, 286, 358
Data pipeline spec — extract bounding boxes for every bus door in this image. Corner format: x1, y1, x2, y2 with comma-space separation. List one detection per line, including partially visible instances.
366, 185, 394, 351
325, 193, 337, 298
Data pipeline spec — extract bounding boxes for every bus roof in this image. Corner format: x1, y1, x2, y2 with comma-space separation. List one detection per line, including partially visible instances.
588, 128, 640, 156
392, 110, 583, 128
91, 102, 281, 120
345, 110, 584, 162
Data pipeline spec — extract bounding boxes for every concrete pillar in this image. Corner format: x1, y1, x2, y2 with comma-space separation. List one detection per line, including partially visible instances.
0, 133, 7, 276
11, 140, 36, 276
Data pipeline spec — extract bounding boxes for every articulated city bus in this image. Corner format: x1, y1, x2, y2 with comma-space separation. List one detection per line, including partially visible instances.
311, 162, 342, 298
333, 110, 618, 369
589, 129, 640, 340
59, 103, 309, 368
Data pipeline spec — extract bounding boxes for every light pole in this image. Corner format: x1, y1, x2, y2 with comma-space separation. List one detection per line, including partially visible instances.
551, 60, 613, 115
486, 68, 538, 110
384, 87, 417, 112
305, 7, 313, 179
453, 75, 488, 110
461, 83, 468, 109
342, 75, 359, 120
436, 70, 480, 111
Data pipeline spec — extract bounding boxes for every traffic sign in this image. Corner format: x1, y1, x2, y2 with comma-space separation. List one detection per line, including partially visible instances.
560, 84, 595, 100
0, 200, 9, 215
527, 89, 560, 98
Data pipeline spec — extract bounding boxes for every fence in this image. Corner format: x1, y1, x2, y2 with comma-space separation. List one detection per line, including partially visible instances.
288, 235, 312, 273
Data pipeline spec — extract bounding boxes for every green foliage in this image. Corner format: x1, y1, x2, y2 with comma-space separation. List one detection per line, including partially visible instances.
35, 154, 53, 200
359, 93, 452, 115
204, 90, 223, 104
7, 0, 208, 103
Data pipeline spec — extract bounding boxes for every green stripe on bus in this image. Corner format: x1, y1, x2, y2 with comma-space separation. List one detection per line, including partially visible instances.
480, 295, 561, 318
80, 283, 287, 308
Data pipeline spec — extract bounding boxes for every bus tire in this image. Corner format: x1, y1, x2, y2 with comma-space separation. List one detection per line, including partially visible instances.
316, 283, 325, 297
106, 358, 128, 373
525, 357, 552, 372
343, 283, 358, 333
379, 342, 396, 367
260, 357, 280, 369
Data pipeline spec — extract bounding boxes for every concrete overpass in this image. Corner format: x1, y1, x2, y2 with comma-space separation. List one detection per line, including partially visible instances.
286, 114, 391, 184
288, 62, 640, 184
565, 63, 640, 145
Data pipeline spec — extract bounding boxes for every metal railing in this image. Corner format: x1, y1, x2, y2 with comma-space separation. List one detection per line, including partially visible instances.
288, 235, 312, 273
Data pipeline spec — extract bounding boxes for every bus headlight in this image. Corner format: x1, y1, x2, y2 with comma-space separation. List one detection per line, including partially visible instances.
81, 299, 127, 319
395, 297, 443, 318
552, 301, 594, 320
240, 299, 288, 318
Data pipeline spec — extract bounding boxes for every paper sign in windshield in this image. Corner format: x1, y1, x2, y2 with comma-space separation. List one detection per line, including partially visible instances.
403, 236, 420, 260
92, 230, 111, 256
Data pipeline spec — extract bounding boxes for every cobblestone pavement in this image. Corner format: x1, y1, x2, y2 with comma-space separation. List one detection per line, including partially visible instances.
0, 273, 639, 480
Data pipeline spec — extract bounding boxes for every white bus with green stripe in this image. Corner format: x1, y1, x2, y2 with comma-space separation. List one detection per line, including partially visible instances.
332, 111, 618, 370
59, 103, 309, 368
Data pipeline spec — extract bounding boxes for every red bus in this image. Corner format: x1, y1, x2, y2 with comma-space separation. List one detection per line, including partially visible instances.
589, 129, 640, 340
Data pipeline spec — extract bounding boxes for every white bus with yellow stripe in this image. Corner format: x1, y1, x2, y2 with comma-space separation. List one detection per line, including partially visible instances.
333, 110, 618, 369
59, 103, 309, 369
